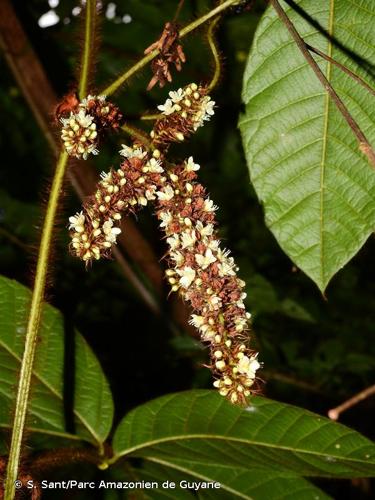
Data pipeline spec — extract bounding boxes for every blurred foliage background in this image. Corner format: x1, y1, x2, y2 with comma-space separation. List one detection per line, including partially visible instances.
1, 1, 375, 497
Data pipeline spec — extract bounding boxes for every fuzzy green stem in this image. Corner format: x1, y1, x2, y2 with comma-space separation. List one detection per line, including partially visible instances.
140, 113, 163, 121
102, 0, 240, 96
4, 2, 96, 497
121, 122, 151, 147
207, 16, 221, 92
78, 0, 96, 99
4, 151, 68, 500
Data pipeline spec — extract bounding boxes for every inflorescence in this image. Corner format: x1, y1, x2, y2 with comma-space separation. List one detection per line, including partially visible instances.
152, 83, 215, 147
67, 83, 261, 405
58, 94, 122, 159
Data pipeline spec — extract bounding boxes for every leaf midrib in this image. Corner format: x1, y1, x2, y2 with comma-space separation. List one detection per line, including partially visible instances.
319, 0, 335, 289
113, 433, 375, 469
0, 291, 101, 446
144, 456, 253, 500
0, 337, 99, 444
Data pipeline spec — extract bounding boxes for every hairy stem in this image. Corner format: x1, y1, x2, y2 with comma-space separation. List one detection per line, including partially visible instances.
4, 2, 96, 497
78, 0, 96, 99
121, 123, 151, 147
141, 113, 163, 121
270, 0, 375, 169
4, 151, 68, 500
207, 16, 222, 93
102, 0, 240, 96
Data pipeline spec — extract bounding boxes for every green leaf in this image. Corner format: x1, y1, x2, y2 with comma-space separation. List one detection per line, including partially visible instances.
136, 457, 331, 499
112, 390, 375, 480
0, 275, 114, 446
239, 0, 375, 291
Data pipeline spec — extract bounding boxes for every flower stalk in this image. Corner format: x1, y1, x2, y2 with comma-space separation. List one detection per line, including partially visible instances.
102, 0, 242, 96
4, 152, 68, 500
4, 1, 97, 497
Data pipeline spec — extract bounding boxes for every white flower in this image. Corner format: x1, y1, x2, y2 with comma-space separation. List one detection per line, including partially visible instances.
195, 248, 217, 269
159, 211, 173, 228
100, 170, 112, 182
185, 156, 200, 172
78, 95, 92, 107
208, 295, 222, 309
234, 317, 248, 332
102, 218, 121, 243
167, 234, 180, 250
189, 314, 205, 328
157, 98, 175, 115
176, 266, 196, 288
237, 355, 260, 380
76, 109, 94, 128
201, 328, 215, 341
119, 144, 147, 159
156, 185, 174, 201
189, 315, 214, 339
208, 239, 220, 252
203, 199, 217, 212
145, 186, 157, 200
181, 230, 197, 249
202, 97, 215, 119
170, 251, 184, 266
79, 94, 105, 107
196, 221, 213, 237
138, 196, 148, 206
169, 88, 185, 103
84, 144, 99, 159
147, 158, 164, 173
69, 211, 85, 232
218, 260, 236, 277
192, 96, 215, 130
217, 247, 231, 262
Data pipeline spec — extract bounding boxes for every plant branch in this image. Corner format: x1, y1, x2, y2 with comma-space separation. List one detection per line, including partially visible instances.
141, 113, 163, 121
4, 151, 69, 500
121, 122, 151, 148
0, 0, 165, 307
306, 44, 375, 98
270, 0, 375, 170
207, 15, 221, 93
328, 384, 375, 421
4, 3, 96, 498
78, 0, 96, 99
102, 0, 240, 96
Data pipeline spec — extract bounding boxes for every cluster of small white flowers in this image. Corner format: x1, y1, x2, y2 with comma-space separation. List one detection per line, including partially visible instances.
69, 146, 167, 262
79, 94, 106, 107
68, 211, 85, 233
69, 211, 122, 262
157, 87, 186, 115
193, 95, 215, 130
102, 218, 122, 244
157, 83, 215, 129
60, 94, 114, 160
61, 109, 98, 159
155, 156, 260, 403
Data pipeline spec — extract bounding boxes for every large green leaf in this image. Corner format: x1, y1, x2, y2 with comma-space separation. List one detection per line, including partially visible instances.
239, 0, 375, 291
112, 390, 375, 481
0, 275, 114, 446
134, 457, 331, 499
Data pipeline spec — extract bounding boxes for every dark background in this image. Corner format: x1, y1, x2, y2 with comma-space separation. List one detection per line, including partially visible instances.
1, 1, 374, 498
